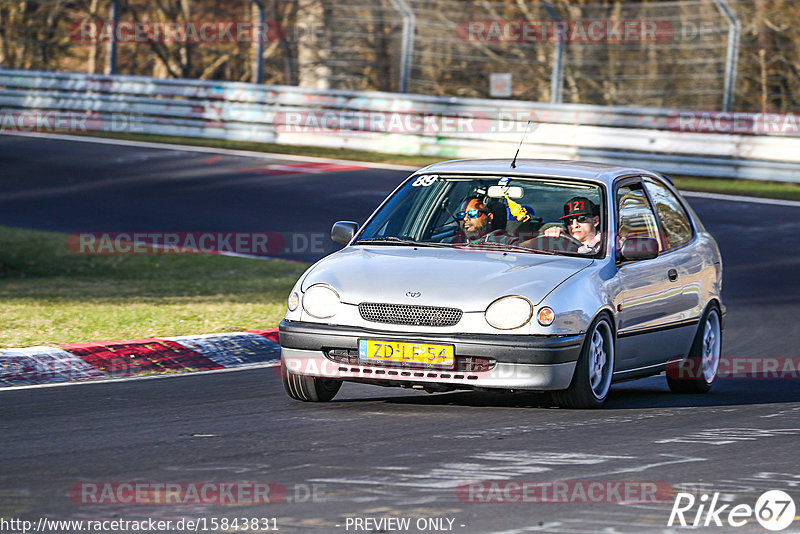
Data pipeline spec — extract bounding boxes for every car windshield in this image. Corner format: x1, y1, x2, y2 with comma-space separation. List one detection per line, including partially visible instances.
356, 174, 606, 257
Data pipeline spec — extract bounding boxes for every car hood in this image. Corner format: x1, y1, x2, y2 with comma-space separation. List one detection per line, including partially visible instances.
301, 245, 594, 311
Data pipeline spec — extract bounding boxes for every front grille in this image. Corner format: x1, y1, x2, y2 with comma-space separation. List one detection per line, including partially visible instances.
358, 302, 462, 327
324, 350, 495, 373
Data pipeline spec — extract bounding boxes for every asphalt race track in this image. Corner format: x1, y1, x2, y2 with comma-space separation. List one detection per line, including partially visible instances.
0, 134, 405, 262
1, 134, 799, 533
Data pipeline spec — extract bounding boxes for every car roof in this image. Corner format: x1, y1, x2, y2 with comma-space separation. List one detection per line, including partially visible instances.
414, 159, 665, 187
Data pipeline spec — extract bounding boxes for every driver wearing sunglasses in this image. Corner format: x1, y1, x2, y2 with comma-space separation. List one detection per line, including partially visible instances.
543, 196, 602, 254
456, 197, 515, 245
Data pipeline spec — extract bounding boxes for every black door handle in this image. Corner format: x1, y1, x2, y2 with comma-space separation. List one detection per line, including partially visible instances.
668, 268, 678, 282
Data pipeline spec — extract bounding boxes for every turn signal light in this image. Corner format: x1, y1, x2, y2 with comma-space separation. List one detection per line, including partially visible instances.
537, 307, 555, 326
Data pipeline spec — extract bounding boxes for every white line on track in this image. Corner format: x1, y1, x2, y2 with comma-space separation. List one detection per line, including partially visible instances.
0, 361, 280, 393
4, 132, 800, 208
0, 131, 419, 171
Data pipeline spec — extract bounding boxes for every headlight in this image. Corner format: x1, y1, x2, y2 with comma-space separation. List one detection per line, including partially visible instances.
302, 284, 341, 319
485, 296, 533, 330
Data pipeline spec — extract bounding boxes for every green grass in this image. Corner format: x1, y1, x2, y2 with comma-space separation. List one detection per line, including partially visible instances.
0, 225, 308, 349
80, 131, 800, 201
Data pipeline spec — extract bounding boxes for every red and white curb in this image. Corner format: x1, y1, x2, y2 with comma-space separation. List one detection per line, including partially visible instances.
0, 329, 280, 388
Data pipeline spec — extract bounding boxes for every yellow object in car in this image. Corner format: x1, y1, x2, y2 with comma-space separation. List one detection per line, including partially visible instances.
505, 193, 531, 222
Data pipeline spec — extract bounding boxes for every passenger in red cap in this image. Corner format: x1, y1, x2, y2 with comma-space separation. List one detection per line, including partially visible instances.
544, 196, 602, 254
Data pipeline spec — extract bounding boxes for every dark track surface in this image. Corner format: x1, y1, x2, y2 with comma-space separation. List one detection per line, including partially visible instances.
0, 134, 405, 262
1, 135, 799, 533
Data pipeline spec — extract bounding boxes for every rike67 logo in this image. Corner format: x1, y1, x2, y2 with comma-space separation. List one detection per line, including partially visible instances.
668, 490, 796, 531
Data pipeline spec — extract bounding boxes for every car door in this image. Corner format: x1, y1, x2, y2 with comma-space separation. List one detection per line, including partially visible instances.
642, 176, 703, 355
614, 178, 688, 369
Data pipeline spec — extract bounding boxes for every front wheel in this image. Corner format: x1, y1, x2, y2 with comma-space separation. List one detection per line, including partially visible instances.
551, 314, 615, 409
282, 360, 342, 402
667, 306, 721, 393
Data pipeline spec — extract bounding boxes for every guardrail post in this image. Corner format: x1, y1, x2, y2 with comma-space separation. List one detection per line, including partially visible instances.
387, 0, 415, 93
106, 0, 119, 75
250, 0, 266, 84
712, 0, 740, 111
542, 2, 564, 104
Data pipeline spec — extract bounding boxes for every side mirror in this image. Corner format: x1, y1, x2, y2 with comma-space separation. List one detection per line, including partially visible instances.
619, 237, 659, 261
331, 221, 359, 245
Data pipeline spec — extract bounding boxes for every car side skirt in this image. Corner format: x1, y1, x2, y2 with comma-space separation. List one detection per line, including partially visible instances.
617, 317, 700, 338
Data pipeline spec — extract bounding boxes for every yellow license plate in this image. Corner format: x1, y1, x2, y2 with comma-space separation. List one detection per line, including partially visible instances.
358, 339, 454, 368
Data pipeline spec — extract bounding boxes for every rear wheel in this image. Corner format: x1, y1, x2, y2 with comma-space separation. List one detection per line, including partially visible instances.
551, 314, 615, 409
281, 359, 342, 402
667, 306, 721, 394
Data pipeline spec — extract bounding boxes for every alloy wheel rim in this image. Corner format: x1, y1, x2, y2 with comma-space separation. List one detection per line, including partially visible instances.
588, 321, 613, 399
702, 311, 721, 383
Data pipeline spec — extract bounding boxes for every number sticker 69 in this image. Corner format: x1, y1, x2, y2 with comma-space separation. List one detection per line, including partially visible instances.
411, 175, 438, 187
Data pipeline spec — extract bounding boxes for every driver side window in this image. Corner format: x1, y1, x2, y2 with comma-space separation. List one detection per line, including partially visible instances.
617, 183, 661, 249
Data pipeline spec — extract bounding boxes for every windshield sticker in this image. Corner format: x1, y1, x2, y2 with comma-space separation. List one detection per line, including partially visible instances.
411, 174, 438, 187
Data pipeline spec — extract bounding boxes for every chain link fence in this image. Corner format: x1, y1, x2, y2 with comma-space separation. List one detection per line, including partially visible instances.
1, 0, 798, 112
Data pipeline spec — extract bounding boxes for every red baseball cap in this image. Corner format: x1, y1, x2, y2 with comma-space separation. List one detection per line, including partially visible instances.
559, 196, 599, 220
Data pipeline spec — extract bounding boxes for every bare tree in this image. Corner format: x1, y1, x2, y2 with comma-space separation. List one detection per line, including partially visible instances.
1, 0, 798, 113
296, 0, 331, 88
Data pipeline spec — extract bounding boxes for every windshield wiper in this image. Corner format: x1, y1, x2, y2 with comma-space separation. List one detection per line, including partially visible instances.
356, 237, 451, 248
458, 241, 558, 255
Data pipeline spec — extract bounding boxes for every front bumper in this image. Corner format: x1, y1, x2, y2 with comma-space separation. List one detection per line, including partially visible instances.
279, 320, 582, 391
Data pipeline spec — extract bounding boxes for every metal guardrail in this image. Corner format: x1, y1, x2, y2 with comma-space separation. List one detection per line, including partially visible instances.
0, 69, 798, 181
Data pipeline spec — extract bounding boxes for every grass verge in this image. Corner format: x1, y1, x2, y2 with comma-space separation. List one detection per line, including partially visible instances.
78, 131, 800, 201
668, 176, 800, 201
0, 225, 308, 349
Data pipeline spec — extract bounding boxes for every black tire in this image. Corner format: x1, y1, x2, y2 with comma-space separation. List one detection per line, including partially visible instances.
551, 313, 615, 409
281, 359, 342, 402
666, 305, 722, 394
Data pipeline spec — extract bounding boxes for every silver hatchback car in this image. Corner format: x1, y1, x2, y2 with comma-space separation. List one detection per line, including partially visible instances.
279, 160, 724, 408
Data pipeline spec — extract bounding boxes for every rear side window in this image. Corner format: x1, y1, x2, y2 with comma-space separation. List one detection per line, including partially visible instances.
617, 183, 660, 248
643, 178, 693, 250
